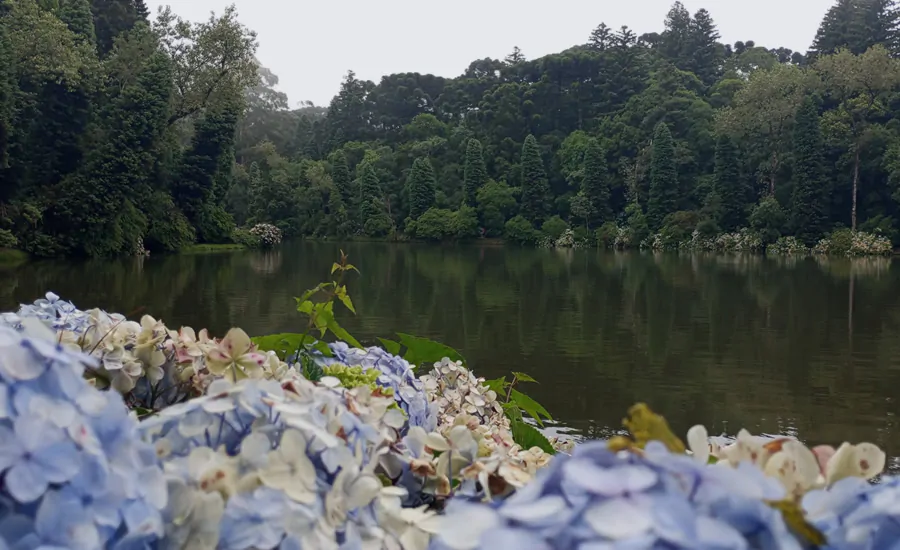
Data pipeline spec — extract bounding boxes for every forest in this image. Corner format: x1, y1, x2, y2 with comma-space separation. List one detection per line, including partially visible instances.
3, 0, 900, 257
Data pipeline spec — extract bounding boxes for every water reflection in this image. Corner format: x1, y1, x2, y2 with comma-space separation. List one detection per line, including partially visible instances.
1, 244, 899, 468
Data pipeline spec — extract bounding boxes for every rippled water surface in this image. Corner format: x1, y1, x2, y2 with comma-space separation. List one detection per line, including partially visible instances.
3, 242, 900, 463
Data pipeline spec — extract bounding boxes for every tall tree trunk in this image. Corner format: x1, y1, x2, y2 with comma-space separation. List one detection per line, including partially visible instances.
851, 146, 860, 231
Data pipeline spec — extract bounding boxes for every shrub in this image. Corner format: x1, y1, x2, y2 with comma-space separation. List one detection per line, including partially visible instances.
451, 206, 479, 240
413, 208, 453, 241
505, 215, 540, 245
0, 229, 17, 249
363, 211, 393, 237
625, 203, 650, 247
596, 222, 618, 248
143, 192, 196, 253
749, 196, 786, 245
196, 203, 236, 244
767, 236, 810, 255
232, 227, 261, 248
541, 215, 569, 240
249, 223, 283, 247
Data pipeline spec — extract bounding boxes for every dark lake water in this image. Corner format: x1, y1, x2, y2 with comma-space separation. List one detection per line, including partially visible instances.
2, 241, 900, 466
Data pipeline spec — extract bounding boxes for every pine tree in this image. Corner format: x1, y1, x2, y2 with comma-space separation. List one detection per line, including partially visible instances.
463, 138, 487, 207
661, 1, 692, 66
647, 122, 678, 230
59, 0, 97, 45
91, 0, 142, 56
519, 134, 550, 226
810, 0, 867, 58
359, 162, 383, 220
330, 150, 352, 203
132, 0, 149, 21
862, 0, 900, 56
713, 134, 743, 231
581, 138, 611, 227
687, 9, 722, 86
504, 46, 525, 65
407, 157, 436, 219
588, 22, 614, 50
790, 96, 829, 246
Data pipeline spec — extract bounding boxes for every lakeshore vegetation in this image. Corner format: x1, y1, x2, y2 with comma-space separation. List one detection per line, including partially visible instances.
5, 0, 900, 257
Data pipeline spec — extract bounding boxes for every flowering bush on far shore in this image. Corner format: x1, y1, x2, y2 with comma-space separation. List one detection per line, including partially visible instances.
249, 223, 283, 248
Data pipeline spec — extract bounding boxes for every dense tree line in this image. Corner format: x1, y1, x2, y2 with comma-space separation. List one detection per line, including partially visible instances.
6, 0, 900, 257
0, 0, 257, 256
236, 0, 900, 249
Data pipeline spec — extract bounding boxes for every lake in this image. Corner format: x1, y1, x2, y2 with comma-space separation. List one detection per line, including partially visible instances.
2, 241, 900, 467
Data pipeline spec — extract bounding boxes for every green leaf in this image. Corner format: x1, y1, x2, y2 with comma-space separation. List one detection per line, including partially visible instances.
309, 339, 332, 357
296, 300, 314, 315
483, 377, 508, 394
252, 333, 306, 360
502, 402, 523, 423
512, 371, 537, 384
134, 406, 155, 419
331, 262, 341, 274
296, 283, 329, 305
378, 338, 401, 356
509, 389, 552, 427
344, 263, 359, 273
510, 419, 555, 455
335, 286, 355, 314
397, 333, 465, 368
327, 318, 362, 349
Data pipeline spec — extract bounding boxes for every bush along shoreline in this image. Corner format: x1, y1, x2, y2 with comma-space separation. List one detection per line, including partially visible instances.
0, 254, 898, 549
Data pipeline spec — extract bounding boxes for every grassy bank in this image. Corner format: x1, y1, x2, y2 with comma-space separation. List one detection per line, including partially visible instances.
0, 249, 29, 266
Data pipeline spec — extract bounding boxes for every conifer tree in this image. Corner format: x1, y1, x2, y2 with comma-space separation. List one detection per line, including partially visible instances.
588, 22, 614, 50
790, 96, 829, 246
713, 134, 743, 231
463, 138, 487, 207
359, 162, 383, 220
581, 138, 611, 227
687, 9, 722, 86
90, 0, 141, 56
407, 157, 436, 219
647, 122, 678, 230
330, 150, 352, 203
519, 134, 550, 226
59, 0, 96, 45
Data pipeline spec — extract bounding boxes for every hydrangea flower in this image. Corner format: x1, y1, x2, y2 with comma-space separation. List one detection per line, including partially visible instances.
429, 440, 806, 549
316, 342, 438, 433
138, 377, 437, 549
0, 325, 166, 549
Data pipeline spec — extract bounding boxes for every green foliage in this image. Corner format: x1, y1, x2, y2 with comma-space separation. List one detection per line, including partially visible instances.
143, 192, 196, 253
0, 229, 18, 249
519, 134, 550, 226
660, 211, 700, 243
647, 122, 678, 231
412, 207, 478, 241
581, 138, 612, 226
476, 180, 517, 237
321, 364, 387, 393
791, 96, 829, 246
231, 227, 261, 248
486, 372, 555, 453
626, 203, 651, 246
750, 196, 788, 245
595, 221, 619, 248
407, 157, 437, 219
463, 138, 487, 208
195, 203, 236, 244
395, 333, 466, 369
541, 215, 569, 240
713, 134, 743, 231
504, 214, 540, 245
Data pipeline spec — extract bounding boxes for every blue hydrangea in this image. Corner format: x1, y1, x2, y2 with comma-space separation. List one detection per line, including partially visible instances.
803, 475, 900, 549
12, 292, 90, 333
0, 325, 165, 549
315, 342, 438, 433
429, 440, 807, 550
138, 377, 404, 549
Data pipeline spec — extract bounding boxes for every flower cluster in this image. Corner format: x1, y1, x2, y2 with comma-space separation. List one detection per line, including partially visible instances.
429, 440, 803, 549
316, 342, 438, 433
767, 235, 810, 256
249, 223, 283, 247
139, 377, 437, 549
0, 323, 166, 549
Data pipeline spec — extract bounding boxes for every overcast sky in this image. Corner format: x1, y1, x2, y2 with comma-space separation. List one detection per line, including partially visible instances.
147, 0, 836, 107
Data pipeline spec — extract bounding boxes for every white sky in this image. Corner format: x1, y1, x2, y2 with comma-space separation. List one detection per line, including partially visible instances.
147, 0, 837, 107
